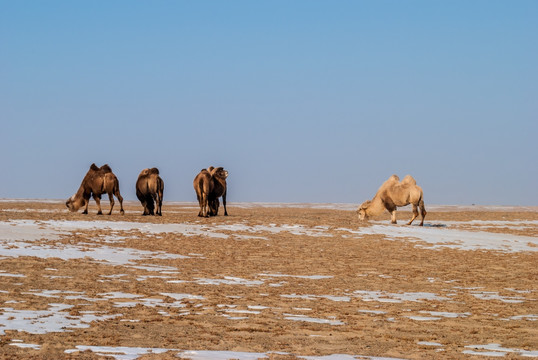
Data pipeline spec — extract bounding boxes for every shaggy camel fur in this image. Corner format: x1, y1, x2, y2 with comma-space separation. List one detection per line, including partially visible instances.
357, 175, 426, 226
193, 169, 214, 217
209, 166, 228, 216
66, 164, 124, 215
136, 168, 164, 216
193, 166, 229, 217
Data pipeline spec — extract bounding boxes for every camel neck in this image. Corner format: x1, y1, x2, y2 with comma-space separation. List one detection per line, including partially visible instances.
366, 196, 386, 216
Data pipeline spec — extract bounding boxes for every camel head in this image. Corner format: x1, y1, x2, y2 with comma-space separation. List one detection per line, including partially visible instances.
212, 167, 228, 180
65, 194, 86, 212
356, 200, 372, 221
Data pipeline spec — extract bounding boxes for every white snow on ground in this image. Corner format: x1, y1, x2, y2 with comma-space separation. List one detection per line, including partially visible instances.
463, 344, 538, 357
63, 346, 408, 360
0, 219, 336, 243
501, 314, 538, 321
419, 311, 471, 318
417, 341, 443, 347
359, 310, 387, 315
0, 241, 186, 267
353, 291, 449, 303
343, 224, 538, 252
0, 220, 190, 267
284, 314, 345, 325
194, 277, 265, 286
9, 342, 41, 350
470, 291, 526, 303
260, 273, 333, 280
0, 304, 119, 335
1, 210, 537, 359
3, 217, 537, 257
464, 220, 538, 228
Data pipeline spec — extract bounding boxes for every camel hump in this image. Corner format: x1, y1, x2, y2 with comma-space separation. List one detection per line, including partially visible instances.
212, 167, 228, 179
376, 174, 400, 193
401, 175, 416, 185
100, 164, 113, 173
382, 174, 399, 186
90, 163, 100, 171
149, 167, 159, 175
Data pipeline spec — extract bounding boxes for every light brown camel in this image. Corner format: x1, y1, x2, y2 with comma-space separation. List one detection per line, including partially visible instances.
193, 168, 213, 217
193, 166, 229, 217
136, 167, 164, 216
66, 163, 124, 215
357, 174, 426, 226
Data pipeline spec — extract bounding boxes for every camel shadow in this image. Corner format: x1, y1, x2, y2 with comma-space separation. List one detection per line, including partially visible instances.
422, 223, 447, 228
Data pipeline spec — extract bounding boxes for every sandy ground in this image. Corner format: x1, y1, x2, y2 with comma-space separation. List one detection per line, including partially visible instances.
0, 200, 536, 359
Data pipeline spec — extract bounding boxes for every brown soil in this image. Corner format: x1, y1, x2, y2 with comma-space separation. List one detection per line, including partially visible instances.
0, 201, 536, 359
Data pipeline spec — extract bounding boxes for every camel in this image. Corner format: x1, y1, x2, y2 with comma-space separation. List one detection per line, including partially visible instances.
136, 168, 164, 216
209, 166, 228, 216
193, 168, 213, 217
357, 174, 426, 226
193, 166, 229, 217
66, 163, 124, 215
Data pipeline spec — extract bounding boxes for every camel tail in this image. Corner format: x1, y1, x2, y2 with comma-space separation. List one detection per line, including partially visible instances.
114, 177, 125, 214
114, 177, 120, 195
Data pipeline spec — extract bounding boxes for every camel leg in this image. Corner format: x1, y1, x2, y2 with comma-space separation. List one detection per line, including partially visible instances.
223, 190, 228, 216
157, 180, 163, 216
196, 194, 203, 217
141, 199, 148, 216
156, 192, 162, 216
419, 199, 427, 226
151, 195, 157, 216
115, 189, 124, 215
385, 203, 397, 224
390, 210, 397, 224
82, 196, 90, 214
93, 194, 103, 215
201, 193, 209, 217
407, 204, 419, 225
107, 192, 115, 215
148, 196, 155, 216
157, 196, 162, 216
209, 198, 219, 216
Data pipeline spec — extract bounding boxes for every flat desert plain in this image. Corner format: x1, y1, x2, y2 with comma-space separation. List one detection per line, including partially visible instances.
0, 200, 536, 359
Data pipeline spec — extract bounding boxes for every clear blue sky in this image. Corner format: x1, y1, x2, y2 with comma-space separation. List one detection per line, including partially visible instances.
1, 1, 537, 205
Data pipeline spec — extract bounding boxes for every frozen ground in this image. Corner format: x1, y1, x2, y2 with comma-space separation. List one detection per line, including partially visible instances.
0, 201, 536, 359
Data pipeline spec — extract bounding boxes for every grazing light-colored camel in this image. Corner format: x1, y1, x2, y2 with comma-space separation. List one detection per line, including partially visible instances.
357, 175, 426, 226
136, 167, 164, 216
66, 163, 124, 215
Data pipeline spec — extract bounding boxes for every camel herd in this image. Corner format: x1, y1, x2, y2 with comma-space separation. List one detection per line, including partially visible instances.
66, 163, 228, 218
66, 163, 426, 225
